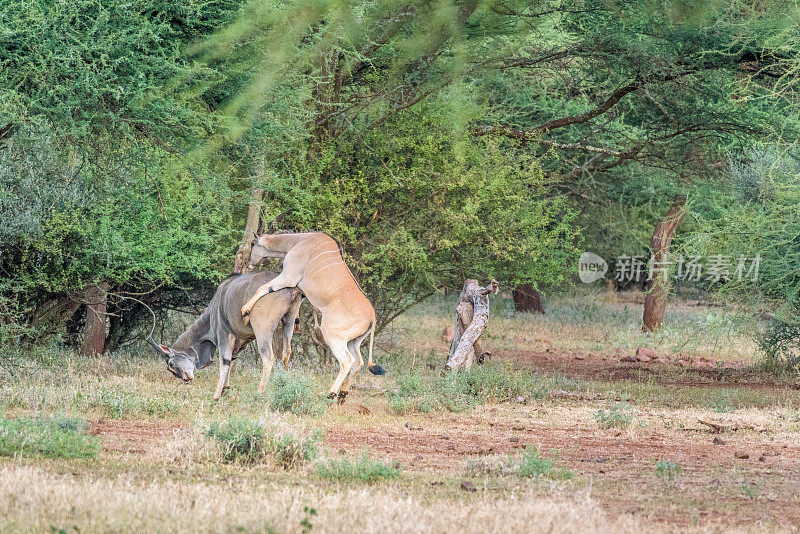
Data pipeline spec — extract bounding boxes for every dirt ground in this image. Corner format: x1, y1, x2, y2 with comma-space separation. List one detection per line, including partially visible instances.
79, 347, 800, 531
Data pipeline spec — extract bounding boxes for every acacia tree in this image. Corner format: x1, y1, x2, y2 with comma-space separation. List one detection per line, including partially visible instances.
195, 0, 798, 315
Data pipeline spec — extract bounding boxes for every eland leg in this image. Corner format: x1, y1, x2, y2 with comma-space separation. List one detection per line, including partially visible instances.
338, 333, 368, 403
213, 335, 236, 401
241, 272, 302, 324
253, 326, 278, 395
325, 338, 354, 401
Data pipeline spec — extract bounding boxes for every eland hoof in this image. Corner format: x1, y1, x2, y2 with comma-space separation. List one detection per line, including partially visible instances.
337, 391, 348, 405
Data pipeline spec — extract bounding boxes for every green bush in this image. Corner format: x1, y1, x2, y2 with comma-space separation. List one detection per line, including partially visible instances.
0, 415, 99, 458
316, 454, 401, 482
518, 447, 572, 480
266, 371, 323, 416
655, 460, 683, 481
205, 416, 319, 468
594, 401, 634, 429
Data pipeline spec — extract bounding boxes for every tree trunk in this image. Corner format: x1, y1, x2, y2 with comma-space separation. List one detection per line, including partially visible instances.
233, 188, 264, 274
447, 279, 498, 371
80, 282, 109, 356
512, 284, 545, 314
643, 195, 687, 332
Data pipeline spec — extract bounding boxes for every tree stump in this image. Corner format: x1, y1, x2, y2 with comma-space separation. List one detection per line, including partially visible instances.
80, 282, 110, 357
446, 279, 499, 371
233, 188, 264, 274
512, 284, 545, 314
643, 195, 687, 331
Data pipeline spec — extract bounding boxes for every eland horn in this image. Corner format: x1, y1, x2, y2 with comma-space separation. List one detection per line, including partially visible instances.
148, 336, 170, 362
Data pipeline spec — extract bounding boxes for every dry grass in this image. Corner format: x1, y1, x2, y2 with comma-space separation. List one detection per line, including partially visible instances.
0, 290, 798, 532
0, 464, 643, 534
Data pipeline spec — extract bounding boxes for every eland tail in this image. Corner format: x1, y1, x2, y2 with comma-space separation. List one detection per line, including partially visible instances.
366, 321, 385, 375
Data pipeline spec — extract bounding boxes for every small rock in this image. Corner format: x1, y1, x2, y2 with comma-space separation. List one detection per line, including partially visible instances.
460, 481, 477, 492
512, 396, 526, 404
446, 443, 455, 451
575, 354, 586, 361
620, 355, 637, 363
677, 359, 690, 368
734, 451, 750, 459
759, 455, 766, 462
509, 437, 520, 443
441, 326, 454, 344
413, 455, 424, 461
635, 347, 659, 362
355, 404, 370, 415
713, 437, 726, 445
511, 426, 525, 431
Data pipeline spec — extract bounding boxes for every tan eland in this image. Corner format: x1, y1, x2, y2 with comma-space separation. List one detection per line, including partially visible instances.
241, 231, 385, 402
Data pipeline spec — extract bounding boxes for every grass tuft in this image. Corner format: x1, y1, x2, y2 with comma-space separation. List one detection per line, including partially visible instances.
266, 371, 323, 415
205, 416, 319, 468
518, 447, 573, 480
0, 415, 99, 458
316, 454, 401, 482
594, 401, 634, 429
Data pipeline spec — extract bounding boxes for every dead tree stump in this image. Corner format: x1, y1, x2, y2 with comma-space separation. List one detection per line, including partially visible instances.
446, 279, 499, 371
80, 282, 110, 357
512, 284, 545, 314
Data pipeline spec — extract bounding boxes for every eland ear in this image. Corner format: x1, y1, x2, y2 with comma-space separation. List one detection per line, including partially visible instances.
148, 336, 171, 362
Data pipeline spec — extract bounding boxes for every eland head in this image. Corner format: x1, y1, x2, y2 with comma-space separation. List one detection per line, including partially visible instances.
148, 336, 196, 383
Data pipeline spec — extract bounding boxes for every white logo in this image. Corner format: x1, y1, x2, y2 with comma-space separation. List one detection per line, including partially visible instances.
578, 252, 608, 283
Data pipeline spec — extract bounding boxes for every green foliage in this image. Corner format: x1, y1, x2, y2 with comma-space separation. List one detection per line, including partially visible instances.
0, 415, 100, 459
594, 401, 634, 429
206, 416, 320, 468
205, 416, 319, 467
268, 107, 578, 326
518, 447, 572, 480
265, 371, 323, 416
388, 364, 580, 414
0, 0, 238, 142
655, 460, 683, 481
316, 454, 401, 483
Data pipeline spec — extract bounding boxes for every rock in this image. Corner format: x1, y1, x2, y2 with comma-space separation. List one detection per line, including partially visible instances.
460, 480, 477, 492
620, 355, 637, 363
713, 437, 726, 445
635, 347, 659, 362
734, 451, 750, 459
446, 443, 455, 451
441, 326, 454, 344
677, 359, 690, 368
413, 455, 424, 461
509, 437, 520, 443
575, 354, 586, 361
355, 404, 370, 415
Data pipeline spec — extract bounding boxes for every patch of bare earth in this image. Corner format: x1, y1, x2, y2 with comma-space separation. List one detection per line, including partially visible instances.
89, 419, 188, 454
497, 348, 797, 389
324, 403, 800, 529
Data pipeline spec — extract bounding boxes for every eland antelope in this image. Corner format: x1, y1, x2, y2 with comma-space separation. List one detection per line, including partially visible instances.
241, 231, 385, 403
149, 271, 302, 401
